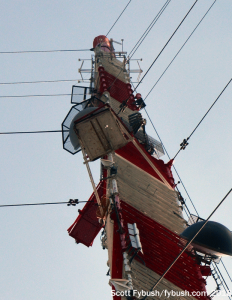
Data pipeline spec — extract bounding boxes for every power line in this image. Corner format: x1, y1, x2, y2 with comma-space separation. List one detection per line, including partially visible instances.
0, 199, 94, 208
128, 0, 171, 59
221, 259, 232, 282
142, 188, 232, 300
0, 130, 66, 135
135, 0, 199, 90
0, 93, 89, 98
173, 78, 232, 159
144, 0, 217, 101
145, 79, 231, 214
186, 79, 231, 141
0, 94, 70, 98
0, 79, 78, 85
143, 0, 218, 215
0, 49, 92, 54
106, 0, 132, 36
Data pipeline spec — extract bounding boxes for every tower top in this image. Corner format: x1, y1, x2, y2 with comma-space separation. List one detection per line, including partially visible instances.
93, 35, 111, 51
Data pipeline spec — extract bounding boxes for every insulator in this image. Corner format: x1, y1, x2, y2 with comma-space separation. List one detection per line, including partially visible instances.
101, 83, 107, 88
98, 66, 105, 72
100, 72, 106, 77
112, 179, 118, 194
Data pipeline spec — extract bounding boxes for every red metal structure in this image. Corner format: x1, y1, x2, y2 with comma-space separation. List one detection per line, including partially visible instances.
62, 35, 231, 300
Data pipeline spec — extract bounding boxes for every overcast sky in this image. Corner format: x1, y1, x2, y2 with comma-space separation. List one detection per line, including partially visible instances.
0, 1, 232, 299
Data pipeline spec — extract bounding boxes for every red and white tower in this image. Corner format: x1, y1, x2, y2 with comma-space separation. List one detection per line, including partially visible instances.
62, 35, 232, 300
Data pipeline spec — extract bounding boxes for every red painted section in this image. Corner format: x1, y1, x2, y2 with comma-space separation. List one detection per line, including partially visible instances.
121, 201, 209, 299
98, 67, 138, 111
111, 221, 123, 278
200, 265, 211, 277
116, 141, 175, 188
109, 190, 125, 300
93, 35, 111, 51
67, 182, 105, 247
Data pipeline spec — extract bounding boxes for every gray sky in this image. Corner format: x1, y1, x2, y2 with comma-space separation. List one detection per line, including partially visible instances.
0, 1, 232, 299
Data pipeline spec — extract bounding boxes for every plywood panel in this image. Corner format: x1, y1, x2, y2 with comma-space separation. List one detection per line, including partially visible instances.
75, 109, 128, 161
114, 154, 186, 234
128, 260, 198, 300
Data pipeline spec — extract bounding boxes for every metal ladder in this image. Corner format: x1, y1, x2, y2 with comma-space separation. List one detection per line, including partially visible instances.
210, 262, 231, 300
210, 263, 223, 297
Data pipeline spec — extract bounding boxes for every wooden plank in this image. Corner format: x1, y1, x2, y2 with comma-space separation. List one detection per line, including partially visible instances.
117, 188, 185, 233
117, 174, 179, 211
90, 118, 111, 151
96, 112, 128, 150
128, 260, 197, 300
115, 158, 181, 209
114, 154, 186, 234
77, 121, 106, 160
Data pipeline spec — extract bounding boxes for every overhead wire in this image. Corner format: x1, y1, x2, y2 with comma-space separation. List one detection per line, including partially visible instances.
128, 0, 172, 59
0, 49, 92, 54
0, 93, 88, 98
181, 78, 232, 142
0, 130, 65, 135
173, 78, 232, 159
142, 0, 223, 215
145, 79, 232, 218
144, 0, 217, 101
221, 260, 232, 282
106, 0, 132, 36
0, 200, 94, 208
0, 79, 78, 85
135, 0, 199, 90
0, 1, 169, 95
